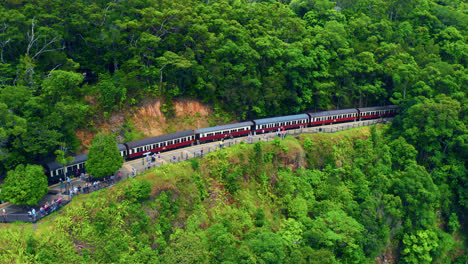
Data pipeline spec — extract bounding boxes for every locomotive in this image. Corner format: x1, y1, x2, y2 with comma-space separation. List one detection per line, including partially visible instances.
46, 105, 397, 182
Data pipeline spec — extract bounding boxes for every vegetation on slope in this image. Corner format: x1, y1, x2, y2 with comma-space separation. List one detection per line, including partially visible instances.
0, 0, 466, 175
0, 122, 465, 263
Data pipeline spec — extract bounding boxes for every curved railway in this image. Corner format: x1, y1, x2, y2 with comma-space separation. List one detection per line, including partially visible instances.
46, 105, 398, 182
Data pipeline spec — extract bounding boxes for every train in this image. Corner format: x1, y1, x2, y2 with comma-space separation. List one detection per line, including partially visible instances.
46, 105, 398, 182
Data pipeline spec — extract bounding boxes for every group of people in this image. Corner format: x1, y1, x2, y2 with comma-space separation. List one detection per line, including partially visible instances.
248, 127, 287, 143
27, 197, 63, 222
65, 171, 123, 198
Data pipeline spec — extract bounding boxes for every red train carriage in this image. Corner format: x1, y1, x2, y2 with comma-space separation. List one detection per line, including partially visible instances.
308, 109, 358, 126
125, 130, 194, 159
195, 122, 253, 143
253, 114, 309, 134
358, 105, 398, 120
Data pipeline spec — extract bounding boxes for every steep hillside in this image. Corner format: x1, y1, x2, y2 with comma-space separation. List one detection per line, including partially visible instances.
0, 125, 465, 263
76, 99, 215, 148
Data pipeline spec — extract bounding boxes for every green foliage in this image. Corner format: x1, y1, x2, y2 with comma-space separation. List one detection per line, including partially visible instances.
85, 133, 123, 178
254, 208, 266, 227
0, 0, 466, 259
0, 125, 465, 262
392, 164, 439, 229
125, 178, 151, 202
395, 95, 466, 167
0, 164, 48, 205
447, 213, 460, 234
97, 71, 127, 111
401, 229, 439, 264
246, 231, 286, 264
0, 0, 466, 179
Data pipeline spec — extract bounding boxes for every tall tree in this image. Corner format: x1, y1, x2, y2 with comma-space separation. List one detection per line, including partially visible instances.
0, 164, 48, 206
85, 133, 123, 178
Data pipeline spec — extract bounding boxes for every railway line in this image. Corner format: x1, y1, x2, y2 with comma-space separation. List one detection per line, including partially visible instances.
0, 117, 391, 222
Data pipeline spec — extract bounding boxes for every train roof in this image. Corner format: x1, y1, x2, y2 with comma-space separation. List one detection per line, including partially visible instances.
253, 114, 310, 125
195, 121, 254, 134
308, 108, 358, 117
46, 153, 88, 171
118, 144, 127, 151
358, 105, 398, 112
125, 130, 194, 149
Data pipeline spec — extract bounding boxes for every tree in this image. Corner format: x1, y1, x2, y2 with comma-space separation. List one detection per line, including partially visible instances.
97, 71, 127, 111
0, 164, 48, 206
85, 133, 123, 178
401, 229, 439, 264
246, 231, 286, 264
396, 95, 466, 167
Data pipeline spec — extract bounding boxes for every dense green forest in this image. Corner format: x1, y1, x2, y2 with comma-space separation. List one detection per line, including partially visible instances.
0, 0, 466, 174
0, 123, 466, 263
0, 0, 466, 262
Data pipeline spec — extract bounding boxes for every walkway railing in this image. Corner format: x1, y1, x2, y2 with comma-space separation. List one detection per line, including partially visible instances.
1, 118, 391, 222
1, 200, 71, 223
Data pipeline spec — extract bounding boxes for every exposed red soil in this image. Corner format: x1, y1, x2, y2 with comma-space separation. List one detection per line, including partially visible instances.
76, 99, 213, 149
